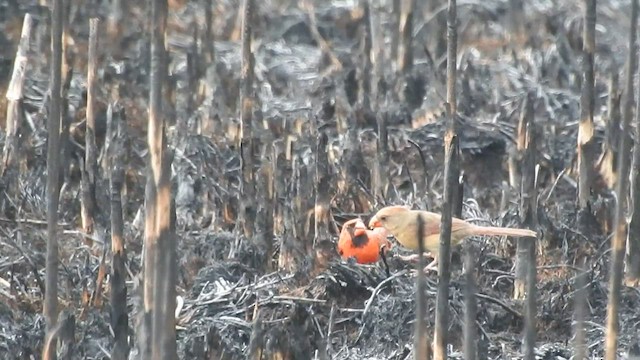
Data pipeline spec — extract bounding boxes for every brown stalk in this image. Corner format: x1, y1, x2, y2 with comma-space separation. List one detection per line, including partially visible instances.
239, 0, 257, 239
58, 0, 73, 189
314, 132, 331, 245
2, 13, 32, 184
627, 7, 640, 286
414, 213, 431, 359
518, 93, 538, 360
597, 71, 621, 190
375, 112, 389, 203
573, 261, 588, 360
513, 95, 533, 301
81, 18, 99, 239
107, 0, 124, 41
463, 246, 477, 360
577, 0, 597, 228
151, 0, 177, 356
43, 0, 64, 357
108, 104, 130, 360
434, 1, 459, 358
360, 0, 372, 111
142, 0, 176, 357
203, 0, 215, 64
604, 0, 638, 358
391, 0, 400, 68
398, 0, 415, 74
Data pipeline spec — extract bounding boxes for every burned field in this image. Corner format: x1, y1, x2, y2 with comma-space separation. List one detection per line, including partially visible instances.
1, 0, 640, 359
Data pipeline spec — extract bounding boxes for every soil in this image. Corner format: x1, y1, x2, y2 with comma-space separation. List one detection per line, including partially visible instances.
0, 0, 639, 359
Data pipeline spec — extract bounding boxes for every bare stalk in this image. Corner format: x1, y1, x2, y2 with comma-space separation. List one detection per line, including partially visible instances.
256, 155, 274, 271
434, 109, 458, 360
2, 14, 32, 180
577, 0, 597, 219
142, 0, 176, 358
203, 0, 215, 64
414, 214, 430, 359
604, 0, 638, 358
446, 0, 457, 115
573, 260, 588, 360
434, 1, 459, 358
463, 247, 477, 360
43, 0, 64, 358
153, 0, 176, 355
391, 0, 400, 68
239, 0, 256, 238
514, 96, 533, 301
81, 18, 99, 237
375, 112, 389, 202
360, 0, 372, 110
519, 93, 538, 360
314, 132, 331, 245
109, 104, 129, 360
398, 0, 415, 73
598, 71, 621, 190
369, 0, 382, 109
58, 0, 72, 189
627, 11, 640, 286
107, 0, 126, 40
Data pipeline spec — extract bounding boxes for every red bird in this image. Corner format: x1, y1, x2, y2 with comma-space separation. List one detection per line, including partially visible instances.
337, 218, 393, 265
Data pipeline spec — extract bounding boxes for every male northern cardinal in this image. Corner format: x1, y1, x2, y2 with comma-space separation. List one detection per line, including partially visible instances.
337, 218, 393, 274
368, 205, 537, 272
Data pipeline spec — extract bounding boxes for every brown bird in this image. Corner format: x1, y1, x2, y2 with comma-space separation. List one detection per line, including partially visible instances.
368, 205, 537, 272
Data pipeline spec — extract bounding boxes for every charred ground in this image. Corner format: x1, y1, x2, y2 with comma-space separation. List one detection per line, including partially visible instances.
0, 0, 638, 359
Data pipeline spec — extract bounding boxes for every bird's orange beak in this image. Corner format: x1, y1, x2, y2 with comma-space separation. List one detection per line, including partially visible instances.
353, 228, 367, 237
368, 216, 381, 229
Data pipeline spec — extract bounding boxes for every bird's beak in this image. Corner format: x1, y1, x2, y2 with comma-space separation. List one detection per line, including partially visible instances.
368, 216, 381, 229
353, 228, 367, 237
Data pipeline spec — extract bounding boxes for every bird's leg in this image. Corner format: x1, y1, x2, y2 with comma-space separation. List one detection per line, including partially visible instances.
396, 252, 433, 262
379, 245, 391, 277
423, 257, 439, 274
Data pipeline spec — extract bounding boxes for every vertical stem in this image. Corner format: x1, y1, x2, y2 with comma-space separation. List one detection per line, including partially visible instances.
3, 13, 32, 169
463, 247, 477, 360
577, 0, 596, 211
391, 0, 400, 69
519, 93, 538, 360
44, 0, 64, 358
600, 71, 621, 190
375, 112, 389, 202
314, 132, 331, 245
435, 1, 459, 358
604, 0, 638, 358
239, 0, 256, 238
446, 0, 457, 115
109, 105, 130, 360
514, 96, 533, 300
360, 0, 372, 110
627, 7, 640, 286
82, 18, 99, 236
573, 261, 588, 360
398, 0, 415, 73
414, 214, 430, 359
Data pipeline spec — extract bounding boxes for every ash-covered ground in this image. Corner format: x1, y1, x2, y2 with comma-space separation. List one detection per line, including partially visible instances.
1, 0, 639, 359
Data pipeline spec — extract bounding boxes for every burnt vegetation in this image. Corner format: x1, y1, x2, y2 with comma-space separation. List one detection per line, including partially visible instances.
2, 0, 640, 359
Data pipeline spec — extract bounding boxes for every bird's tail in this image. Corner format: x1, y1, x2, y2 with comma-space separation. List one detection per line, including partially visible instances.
471, 225, 537, 238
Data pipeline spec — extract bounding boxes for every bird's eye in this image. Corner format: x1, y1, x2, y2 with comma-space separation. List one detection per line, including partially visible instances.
379, 216, 387, 221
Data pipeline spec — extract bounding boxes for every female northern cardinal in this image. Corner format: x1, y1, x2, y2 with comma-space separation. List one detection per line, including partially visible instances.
368, 205, 537, 272
337, 218, 393, 274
